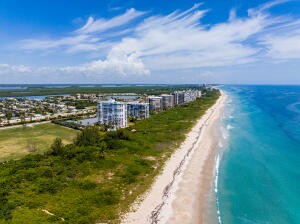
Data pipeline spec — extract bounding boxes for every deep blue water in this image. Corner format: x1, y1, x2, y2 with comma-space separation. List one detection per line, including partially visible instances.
217, 85, 300, 224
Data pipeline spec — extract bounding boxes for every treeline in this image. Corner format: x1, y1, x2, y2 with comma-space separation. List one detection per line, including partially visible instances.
0, 89, 220, 224
0, 85, 205, 97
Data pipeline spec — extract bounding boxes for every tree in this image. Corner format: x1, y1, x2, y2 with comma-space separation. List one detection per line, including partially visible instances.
128, 114, 137, 122
74, 126, 100, 146
97, 141, 107, 158
51, 137, 64, 156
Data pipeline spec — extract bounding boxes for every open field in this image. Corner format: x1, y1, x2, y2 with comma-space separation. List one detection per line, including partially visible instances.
0, 123, 78, 162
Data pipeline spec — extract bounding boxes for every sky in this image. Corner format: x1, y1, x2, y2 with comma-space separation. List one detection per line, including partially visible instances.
0, 0, 300, 84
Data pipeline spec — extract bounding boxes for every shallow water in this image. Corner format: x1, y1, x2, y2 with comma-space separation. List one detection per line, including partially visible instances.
216, 86, 300, 224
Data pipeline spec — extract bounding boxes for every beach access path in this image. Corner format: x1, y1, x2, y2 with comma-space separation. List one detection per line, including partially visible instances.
121, 91, 226, 224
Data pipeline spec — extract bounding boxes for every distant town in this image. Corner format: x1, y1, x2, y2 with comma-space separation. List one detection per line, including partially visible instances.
0, 86, 213, 128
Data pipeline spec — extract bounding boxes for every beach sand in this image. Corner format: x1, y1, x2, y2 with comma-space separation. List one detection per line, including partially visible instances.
121, 92, 226, 224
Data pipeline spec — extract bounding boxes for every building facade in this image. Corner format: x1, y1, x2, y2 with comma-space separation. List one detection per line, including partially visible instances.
161, 94, 174, 110
98, 100, 127, 128
172, 91, 185, 105
184, 90, 197, 102
127, 102, 149, 119
147, 96, 162, 112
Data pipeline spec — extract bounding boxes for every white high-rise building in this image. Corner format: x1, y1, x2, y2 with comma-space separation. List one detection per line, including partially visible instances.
161, 94, 174, 109
127, 102, 149, 119
147, 96, 162, 112
184, 89, 198, 102
98, 100, 127, 128
172, 91, 185, 105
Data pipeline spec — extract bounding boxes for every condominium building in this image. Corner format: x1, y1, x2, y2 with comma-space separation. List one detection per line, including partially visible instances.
197, 90, 202, 98
184, 89, 198, 102
147, 96, 162, 112
98, 100, 127, 128
172, 91, 185, 105
161, 94, 174, 110
127, 101, 149, 119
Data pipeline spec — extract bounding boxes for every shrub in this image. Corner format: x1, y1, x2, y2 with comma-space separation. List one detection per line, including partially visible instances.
74, 127, 100, 146
91, 189, 119, 206
50, 138, 64, 156
37, 178, 60, 194
106, 129, 130, 140
77, 180, 97, 190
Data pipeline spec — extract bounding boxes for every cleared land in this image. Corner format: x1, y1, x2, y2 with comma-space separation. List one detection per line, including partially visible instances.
0, 123, 78, 162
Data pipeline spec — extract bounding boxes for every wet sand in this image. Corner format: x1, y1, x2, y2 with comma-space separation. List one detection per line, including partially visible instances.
122, 92, 226, 224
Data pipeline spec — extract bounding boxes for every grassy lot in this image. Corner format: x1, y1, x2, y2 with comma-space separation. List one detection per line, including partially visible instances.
0, 90, 220, 224
0, 123, 78, 162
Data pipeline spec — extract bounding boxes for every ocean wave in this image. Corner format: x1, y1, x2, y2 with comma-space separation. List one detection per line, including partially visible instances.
214, 155, 220, 193
226, 124, 234, 130
221, 126, 228, 139
215, 155, 222, 224
287, 102, 300, 114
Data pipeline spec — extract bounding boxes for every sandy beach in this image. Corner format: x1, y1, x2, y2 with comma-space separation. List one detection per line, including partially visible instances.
122, 91, 226, 224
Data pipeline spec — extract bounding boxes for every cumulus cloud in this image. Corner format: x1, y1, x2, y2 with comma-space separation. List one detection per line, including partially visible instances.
0, 64, 32, 74
0, 51, 149, 81
58, 51, 150, 76
4, 0, 300, 81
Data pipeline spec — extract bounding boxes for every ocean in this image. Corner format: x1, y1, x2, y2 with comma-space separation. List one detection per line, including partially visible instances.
216, 85, 300, 224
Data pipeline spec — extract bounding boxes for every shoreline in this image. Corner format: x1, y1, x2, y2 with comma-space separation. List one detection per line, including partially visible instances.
121, 91, 226, 224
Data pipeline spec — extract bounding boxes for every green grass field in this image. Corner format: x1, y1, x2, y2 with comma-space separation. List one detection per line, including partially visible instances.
0, 123, 78, 162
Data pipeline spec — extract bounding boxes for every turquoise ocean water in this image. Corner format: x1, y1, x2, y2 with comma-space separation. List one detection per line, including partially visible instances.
215, 85, 300, 224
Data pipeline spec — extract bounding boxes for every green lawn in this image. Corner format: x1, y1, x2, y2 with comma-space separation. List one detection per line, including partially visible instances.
0, 123, 78, 162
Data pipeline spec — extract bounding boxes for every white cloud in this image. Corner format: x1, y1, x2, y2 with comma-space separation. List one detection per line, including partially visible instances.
263, 31, 300, 59
0, 64, 32, 74
58, 51, 150, 76
0, 52, 150, 81
75, 8, 145, 34
17, 8, 145, 53
107, 4, 266, 70
19, 35, 93, 50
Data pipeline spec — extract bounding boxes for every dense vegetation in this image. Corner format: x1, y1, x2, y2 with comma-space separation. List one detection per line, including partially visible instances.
0, 89, 220, 224
0, 85, 205, 97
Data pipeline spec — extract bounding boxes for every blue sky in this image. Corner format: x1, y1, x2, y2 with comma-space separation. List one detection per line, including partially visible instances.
0, 0, 300, 84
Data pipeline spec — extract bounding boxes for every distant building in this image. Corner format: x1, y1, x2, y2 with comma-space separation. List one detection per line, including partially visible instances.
127, 102, 149, 119
197, 90, 202, 98
172, 91, 185, 105
98, 100, 127, 128
205, 86, 213, 91
161, 94, 174, 110
183, 90, 196, 102
147, 96, 162, 112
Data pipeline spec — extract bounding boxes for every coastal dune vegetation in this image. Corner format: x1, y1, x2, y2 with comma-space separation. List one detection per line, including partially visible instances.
0, 89, 220, 224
